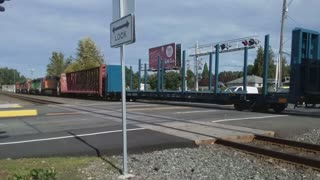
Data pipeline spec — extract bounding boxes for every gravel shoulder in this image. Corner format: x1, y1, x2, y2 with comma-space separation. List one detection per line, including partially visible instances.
80, 144, 320, 180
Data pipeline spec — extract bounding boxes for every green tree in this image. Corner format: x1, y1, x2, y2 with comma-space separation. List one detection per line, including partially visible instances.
0, 68, 26, 86
46, 52, 72, 76
64, 38, 104, 72
252, 46, 276, 78
247, 64, 254, 75
125, 66, 139, 90
281, 56, 290, 78
76, 37, 104, 69
201, 62, 209, 79
164, 71, 181, 90
187, 69, 195, 89
147, 74, 158, 90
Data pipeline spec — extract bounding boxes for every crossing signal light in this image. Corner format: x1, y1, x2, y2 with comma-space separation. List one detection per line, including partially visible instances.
249, 39, 258, 46
242, 40, 248, 46
220, 44, 226, 50
0, 0, 9, 12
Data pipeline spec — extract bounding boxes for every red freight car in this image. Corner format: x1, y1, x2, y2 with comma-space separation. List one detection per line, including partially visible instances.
58, 65, 106, 97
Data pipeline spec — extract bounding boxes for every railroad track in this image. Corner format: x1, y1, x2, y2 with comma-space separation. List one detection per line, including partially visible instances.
2, 93, 62, 105
216, 135, 320, 170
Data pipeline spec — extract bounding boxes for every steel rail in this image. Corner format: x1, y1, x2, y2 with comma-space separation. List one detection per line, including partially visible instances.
215, 138, 320, 170
2, 93, 62, 105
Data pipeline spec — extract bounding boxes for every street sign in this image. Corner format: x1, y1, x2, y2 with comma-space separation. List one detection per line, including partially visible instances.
110, 14, 135, 48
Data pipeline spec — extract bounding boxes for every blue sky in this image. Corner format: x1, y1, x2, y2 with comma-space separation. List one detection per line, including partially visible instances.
0, 0, 319, 78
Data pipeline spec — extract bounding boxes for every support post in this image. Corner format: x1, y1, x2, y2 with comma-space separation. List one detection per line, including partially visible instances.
263, 35, 270, 96
120, 44, 128, 176
161, 61, 165, 91
157, 56, 161, 93
214, 44, 220, 94
138, 59, 141, 93
209, 53, 213, 91
243, 47, 248, 93
129, 66, 133, 90
144, 63, 147, 91
182, 50, 186, 93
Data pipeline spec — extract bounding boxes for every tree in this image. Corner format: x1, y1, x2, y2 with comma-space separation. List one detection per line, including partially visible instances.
46, 52, 72, 76
76, 37, 104, 69
125, 66, 139, 90
0, 68, 26, 86
201, 62, 209, 79
187, 69, 195, 89
247, 64, 254, 75
252, 46, 276, 78
281, 56, 290, 79
64, 38, 104, 72
164, 71, 181, 90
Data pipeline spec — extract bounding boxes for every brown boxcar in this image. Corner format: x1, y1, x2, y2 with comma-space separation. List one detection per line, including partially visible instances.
59, 65, 106, 97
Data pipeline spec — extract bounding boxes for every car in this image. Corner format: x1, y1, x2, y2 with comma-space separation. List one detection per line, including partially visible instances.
223, 86, 258, 94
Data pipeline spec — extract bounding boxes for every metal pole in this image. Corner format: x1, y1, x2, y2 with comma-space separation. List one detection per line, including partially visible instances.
129, 66, 133, 90
195, 41, 199, 91
279, 0, 287, 88
182, 50, 186, 93
138, 59, 141, 93
120, 44, 128, 176
243, 47, 248, 93
13, 71, 16, 93
209, 53, 213, 91
214, 44, 220, 94
144, 63, 147, 91
161, 61, 165, 91
263, 35, 270, 96
157, 56, 161, 93
119, 0, 128, 176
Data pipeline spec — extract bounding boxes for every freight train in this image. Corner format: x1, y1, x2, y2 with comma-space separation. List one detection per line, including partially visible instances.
8, 28, 320, 113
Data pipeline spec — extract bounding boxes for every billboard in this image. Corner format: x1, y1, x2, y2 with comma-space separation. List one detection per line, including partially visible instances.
149, 43, 181, 70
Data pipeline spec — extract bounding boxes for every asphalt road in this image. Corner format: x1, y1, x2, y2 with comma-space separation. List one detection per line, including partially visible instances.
0, 98, 319, 158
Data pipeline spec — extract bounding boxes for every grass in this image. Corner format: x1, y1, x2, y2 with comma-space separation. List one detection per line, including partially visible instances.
0, 156, 102, 180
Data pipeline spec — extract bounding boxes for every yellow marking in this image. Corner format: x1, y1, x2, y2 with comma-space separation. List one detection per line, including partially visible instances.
128, 106, 191, 111
46, 112, 80, 116
278, 98, 287, 103
0, 110, 38, 118
11, 105, 22, 108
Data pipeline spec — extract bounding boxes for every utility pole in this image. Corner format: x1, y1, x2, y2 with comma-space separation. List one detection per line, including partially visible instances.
195, 41, 199, 91
278, 0, 287, 88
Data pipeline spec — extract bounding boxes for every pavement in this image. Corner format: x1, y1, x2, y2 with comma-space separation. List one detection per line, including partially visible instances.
0, 94, 319, 159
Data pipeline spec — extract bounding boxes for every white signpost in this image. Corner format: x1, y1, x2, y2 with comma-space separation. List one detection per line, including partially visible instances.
110, 0, 135, 179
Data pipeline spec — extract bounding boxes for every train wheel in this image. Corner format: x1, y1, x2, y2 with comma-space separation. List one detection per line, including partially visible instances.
234, 103, 244, 111
272, 104, 286, 113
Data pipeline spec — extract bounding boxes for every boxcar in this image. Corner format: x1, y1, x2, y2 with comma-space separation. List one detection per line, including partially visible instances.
59, 65, 106, 97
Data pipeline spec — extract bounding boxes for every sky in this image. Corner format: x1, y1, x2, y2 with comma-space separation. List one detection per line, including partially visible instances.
0, 0, 319, 78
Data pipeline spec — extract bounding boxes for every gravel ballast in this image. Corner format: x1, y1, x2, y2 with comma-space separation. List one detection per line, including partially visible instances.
288, 129, 320, 145
79, 144, 320, 180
